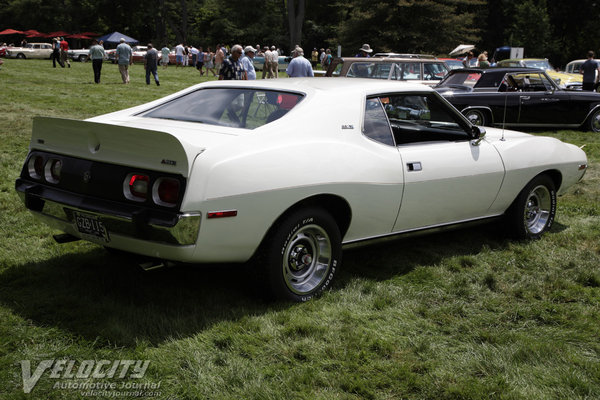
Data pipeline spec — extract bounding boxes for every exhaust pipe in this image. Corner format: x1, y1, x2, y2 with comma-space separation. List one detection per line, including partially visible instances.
139, 259, 175, 271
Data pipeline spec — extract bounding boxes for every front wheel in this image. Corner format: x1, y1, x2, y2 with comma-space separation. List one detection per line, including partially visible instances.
506, 174, 556, 240
78, 54, 87, 62
262, 207, 342, 302
464, 109, 486, 126
16, 53, 25, 59
587, 108, 600, 133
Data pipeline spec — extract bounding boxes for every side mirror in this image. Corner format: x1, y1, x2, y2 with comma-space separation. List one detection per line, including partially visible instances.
471, 125, 486, 146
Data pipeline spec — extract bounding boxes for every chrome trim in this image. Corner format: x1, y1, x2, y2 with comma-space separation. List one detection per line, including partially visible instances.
28, 196, 201, 246
461, 106, 493, 124
342, 214, 503, 248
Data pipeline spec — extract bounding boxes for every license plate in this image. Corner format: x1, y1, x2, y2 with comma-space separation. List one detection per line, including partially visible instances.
73, 211, 110, 242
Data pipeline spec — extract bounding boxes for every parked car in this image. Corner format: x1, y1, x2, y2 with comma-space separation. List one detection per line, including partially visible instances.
5, 43, 52, 59
435, 67, 600, 132
325, 57, 450, 86
372, 53, 436, 59
15, 79, 587, 301
106, 46, 149, 63
439, 57, 466, 70
68, 48, 90, 62
252, 55, 290, 71
496, 58, 582, 90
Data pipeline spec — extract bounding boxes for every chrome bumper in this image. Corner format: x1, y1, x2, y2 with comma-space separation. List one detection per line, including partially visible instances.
18, 192, 201, 246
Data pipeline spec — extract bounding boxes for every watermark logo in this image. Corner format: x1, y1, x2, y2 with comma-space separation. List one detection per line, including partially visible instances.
20, 359, 154, 396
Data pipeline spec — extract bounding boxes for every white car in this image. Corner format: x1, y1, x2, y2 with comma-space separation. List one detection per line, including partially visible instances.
6, 42, 53, 59
68, 48, 90, 62
15, 79, 588, 301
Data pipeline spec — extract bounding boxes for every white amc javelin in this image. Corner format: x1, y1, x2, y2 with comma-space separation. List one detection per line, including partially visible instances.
16, 78, 588, 301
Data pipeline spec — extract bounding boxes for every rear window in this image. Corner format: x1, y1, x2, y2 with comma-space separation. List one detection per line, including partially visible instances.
141, 88, 304, 130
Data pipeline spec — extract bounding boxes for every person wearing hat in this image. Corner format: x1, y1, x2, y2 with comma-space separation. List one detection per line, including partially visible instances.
356, 43, 373, 58
241, 45, 257, 80
286, 47, 314, 77
218, 44, 246, 80
51, 37, 63, 68
116, 38, 133, 84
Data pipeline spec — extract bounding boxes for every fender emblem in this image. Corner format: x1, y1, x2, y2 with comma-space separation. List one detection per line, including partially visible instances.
341, 124, 354, 130
161, 159, 176, 166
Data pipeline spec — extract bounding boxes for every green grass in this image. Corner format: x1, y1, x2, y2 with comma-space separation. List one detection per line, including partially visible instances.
0, 59, 599, 399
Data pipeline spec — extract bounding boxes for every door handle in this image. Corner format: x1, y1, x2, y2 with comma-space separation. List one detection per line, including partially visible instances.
407, 162, 422, 172
520, 96, 531, 100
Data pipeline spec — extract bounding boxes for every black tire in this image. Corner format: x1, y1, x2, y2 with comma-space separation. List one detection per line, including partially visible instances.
16, 53, 25, 59
587, 108, 600, 133
464, 109, 486, 126
78, 54, 87, 62
506, 174, 556, 240
262, 207, 342, 302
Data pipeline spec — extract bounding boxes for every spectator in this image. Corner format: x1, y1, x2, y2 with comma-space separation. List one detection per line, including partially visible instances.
215, 44, 225, 75
51, 37, 63, 68
322, 48, 333, 69
197, 46, 205, 75
204, 47, 216, 76
477, 51, 490, 68
115, 38, 133, 84
160, 45, 170, 69
218, 44, 246, 80
311, 48, 319, 69
356, 44, 372, 57
462, 51, 474, 68
286, 47, 314, 77
87, 39, 106, 83
175, 43, 185, 67
262, 45, 272, 79
144, 43, 160, 86
190, 45, 199, 68
580, 50, 600, 91
270, 45, 279, 78
319, 48, 326, 68
241, 45, 257, 80
60, 37, 70, 68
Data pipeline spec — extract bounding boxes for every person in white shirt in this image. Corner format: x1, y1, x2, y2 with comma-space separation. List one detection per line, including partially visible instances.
175, 43, 185, 67
270, 45, 279, 78
241, 46, 257, 80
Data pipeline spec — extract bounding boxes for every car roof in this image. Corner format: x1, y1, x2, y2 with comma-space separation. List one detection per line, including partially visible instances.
449, 67, 542, 74
195, 77, 434, 96
337, 56, 445, 63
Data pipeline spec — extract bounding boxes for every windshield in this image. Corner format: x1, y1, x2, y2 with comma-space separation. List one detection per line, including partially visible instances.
439, 71, 482, 87
142, 88, 304, 129
523, 60, 551, 70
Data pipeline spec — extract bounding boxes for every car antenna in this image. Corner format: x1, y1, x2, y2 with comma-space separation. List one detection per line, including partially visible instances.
500, 73, 508, 141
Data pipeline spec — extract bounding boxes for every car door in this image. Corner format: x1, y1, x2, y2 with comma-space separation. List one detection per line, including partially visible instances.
368, 92, 505, 231
511, 72, 575, 125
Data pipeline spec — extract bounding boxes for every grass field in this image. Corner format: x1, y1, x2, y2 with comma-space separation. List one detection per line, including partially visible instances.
0, 59, 599, 400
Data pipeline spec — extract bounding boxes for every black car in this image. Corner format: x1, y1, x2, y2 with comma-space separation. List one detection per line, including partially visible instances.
435, 67, 600, 132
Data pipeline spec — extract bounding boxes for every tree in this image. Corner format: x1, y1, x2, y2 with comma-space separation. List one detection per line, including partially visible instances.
287, 0, 305, 51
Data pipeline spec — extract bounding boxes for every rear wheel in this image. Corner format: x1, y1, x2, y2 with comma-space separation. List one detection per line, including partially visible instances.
506, 174, 556, 240
16, 53, 25, 59
262, 207, 342, 302
464, 109, 486, 126
78, 54, 87, 62
587, 108, 600, 133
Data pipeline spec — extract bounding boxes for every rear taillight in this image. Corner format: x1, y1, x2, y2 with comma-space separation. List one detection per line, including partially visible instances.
27, 155, 45, 179
153, 178, 180, 207
44, 159, 62, 183
123, 173, 149, 202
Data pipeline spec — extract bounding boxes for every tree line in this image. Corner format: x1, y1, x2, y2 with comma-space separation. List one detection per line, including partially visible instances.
1, 0, 598, 67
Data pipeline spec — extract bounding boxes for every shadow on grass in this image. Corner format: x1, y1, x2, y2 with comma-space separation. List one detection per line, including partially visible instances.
0, 222, 523, 347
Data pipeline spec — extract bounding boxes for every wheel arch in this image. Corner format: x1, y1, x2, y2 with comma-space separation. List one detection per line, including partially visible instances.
583, 104, 600, 130
256, 193, 352, 253
462, 106, 493, 125
543, 169, 563, 192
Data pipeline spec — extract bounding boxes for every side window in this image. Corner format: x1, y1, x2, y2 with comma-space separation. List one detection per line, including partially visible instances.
347, 63, 373, 78
363, 98, 395, 146
379, 94, 470, 145
399, 63, 421, 80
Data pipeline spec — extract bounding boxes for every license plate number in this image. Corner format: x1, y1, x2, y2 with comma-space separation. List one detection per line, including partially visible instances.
73, 211, 110, 242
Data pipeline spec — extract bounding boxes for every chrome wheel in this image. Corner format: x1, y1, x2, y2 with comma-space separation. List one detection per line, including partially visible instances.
524, 185, 552, 235
589, 109, 600, 132
464, 109, 485, 126
282, 224, 332, 295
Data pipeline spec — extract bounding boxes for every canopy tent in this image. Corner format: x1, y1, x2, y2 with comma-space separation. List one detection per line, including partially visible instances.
96, 31, 138, 45
80, 32, 100, 37
0, 29, 24, 35
47, 31, 70, 37
67, 34, 92, 39
449, 44, 475, 56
